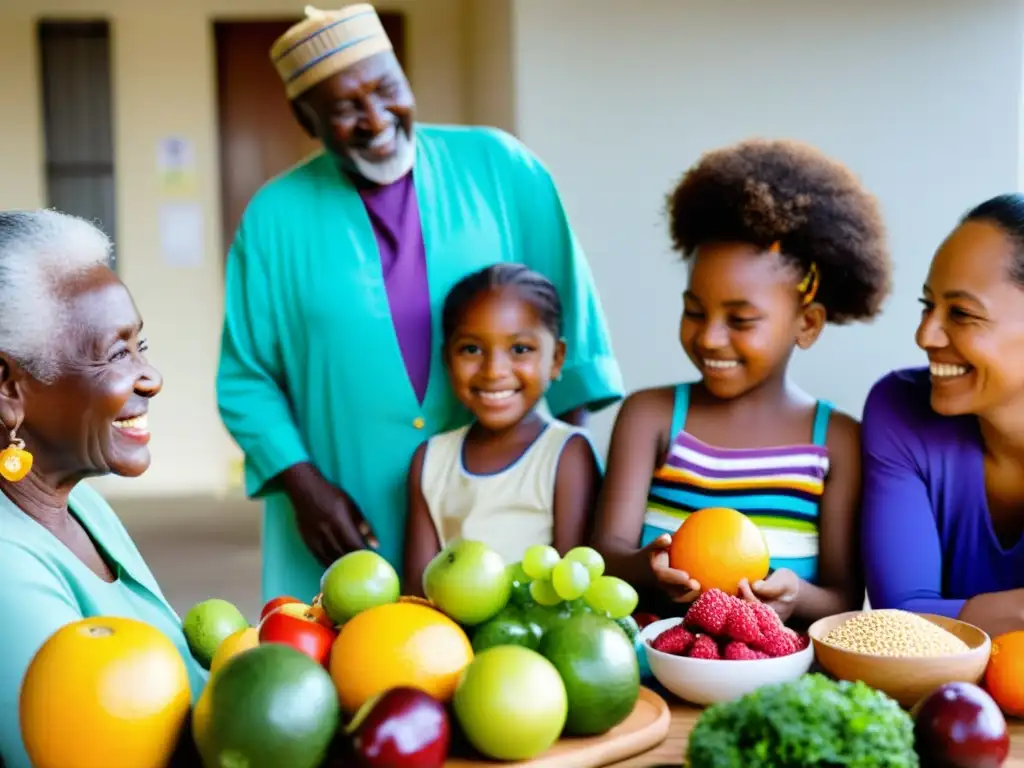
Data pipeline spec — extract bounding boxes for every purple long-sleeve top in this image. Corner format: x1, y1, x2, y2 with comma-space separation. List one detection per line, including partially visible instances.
861, 367, 1024, 618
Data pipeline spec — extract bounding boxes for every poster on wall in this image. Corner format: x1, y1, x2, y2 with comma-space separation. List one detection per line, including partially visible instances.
156, 136, 203, 267
158, 202, 204, 268
156, 136, 198, 198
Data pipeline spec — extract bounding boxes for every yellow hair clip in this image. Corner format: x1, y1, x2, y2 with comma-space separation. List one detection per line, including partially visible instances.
798, 262, 820, 306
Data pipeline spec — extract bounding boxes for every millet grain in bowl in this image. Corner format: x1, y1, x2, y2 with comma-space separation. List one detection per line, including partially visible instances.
822, 610, 971, 657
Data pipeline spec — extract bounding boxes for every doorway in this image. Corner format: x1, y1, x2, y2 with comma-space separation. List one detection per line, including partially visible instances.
213, 16, 407, 255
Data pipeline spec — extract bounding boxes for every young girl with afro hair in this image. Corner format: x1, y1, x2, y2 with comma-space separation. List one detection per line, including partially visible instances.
592, 138, 893, 626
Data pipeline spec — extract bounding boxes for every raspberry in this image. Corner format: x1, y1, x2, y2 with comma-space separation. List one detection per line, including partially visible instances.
722, 601, 763, 645
748, 601, 784, 635
687, 634, 721, 660
685, 589, 736, 635
785, 627, 810, 651
651, 624, 696, 655
722, 641, 765, 661
757, 631, 797, 658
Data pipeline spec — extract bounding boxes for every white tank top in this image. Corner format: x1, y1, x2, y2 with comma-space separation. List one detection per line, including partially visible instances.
419, 419, 588, 564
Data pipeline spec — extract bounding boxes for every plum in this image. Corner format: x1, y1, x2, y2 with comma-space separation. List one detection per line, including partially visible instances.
912, 682, 1009, 767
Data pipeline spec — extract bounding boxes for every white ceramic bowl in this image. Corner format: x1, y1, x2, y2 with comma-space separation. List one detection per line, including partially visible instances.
639, 617, 815, 706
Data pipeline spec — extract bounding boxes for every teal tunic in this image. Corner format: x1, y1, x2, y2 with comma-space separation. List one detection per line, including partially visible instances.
0, 482, 207, 768
216, 124, 624, 604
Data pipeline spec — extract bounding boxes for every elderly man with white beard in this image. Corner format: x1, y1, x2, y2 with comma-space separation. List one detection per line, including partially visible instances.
216, 3, 623, 603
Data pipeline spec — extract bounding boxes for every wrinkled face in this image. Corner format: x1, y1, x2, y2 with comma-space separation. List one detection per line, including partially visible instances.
680, 243, 824, 400
293, 50, 416, 186
444, 287, 565, 432
1, 266, 162, 481
916, 219, 1024, 418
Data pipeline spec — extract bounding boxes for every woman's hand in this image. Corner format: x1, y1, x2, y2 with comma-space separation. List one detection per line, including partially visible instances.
739, 568, 801, 622
646, 534, 702, 604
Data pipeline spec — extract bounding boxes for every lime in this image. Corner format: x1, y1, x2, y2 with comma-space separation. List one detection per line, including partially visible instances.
472, 611, 538, 652
453, 646, 567, 761
199, 644, 340, 768
615, 615, 640, 643
522, 545, 560, 580
539, 612, 640, 736
182, 598, 249, 670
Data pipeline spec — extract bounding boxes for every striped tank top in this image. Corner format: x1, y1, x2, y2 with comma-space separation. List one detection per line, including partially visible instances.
641, 382, 832, 584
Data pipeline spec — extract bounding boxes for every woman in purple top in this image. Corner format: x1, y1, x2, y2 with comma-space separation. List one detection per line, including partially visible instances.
862, 193, 1024, 638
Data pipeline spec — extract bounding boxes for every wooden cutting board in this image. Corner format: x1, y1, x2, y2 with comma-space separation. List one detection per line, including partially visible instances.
446, 686, 672, 767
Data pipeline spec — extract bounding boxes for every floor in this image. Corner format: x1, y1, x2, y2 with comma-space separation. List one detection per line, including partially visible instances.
117, 494, 265, 624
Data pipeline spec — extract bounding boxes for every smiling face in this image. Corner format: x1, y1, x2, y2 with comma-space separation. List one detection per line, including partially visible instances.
680, 242, 825, 400
2, 266, 161, 481
444, 287, 565, 432
293, 50, 415, 186
916, 219, 1024, 418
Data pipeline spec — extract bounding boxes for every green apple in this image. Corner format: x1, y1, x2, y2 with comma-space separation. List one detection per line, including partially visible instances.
423, 540, 511, 626
320, 550, 400, 625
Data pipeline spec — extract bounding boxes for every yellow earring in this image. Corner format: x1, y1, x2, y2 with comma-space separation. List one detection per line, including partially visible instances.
0, 427, 33, 482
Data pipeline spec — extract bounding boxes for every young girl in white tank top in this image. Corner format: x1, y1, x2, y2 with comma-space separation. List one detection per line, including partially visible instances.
403, 264, 602, 591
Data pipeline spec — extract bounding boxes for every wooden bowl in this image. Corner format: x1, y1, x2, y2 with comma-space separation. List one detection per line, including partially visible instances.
808, 610, 992, 708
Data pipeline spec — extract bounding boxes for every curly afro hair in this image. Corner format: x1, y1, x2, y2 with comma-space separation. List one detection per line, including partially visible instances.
666, 138, 892, 325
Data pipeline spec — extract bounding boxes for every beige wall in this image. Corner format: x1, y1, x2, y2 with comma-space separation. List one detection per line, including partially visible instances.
0, 0, 472, 498
512, 0, 1024, 456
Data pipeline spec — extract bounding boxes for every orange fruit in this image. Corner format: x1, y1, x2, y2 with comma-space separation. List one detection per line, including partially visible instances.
985, 631, 1024, 716
668, 506, 770, 596
209, 626, 259, 674
329, 601, 473, 713
397, 594, 437, 610
21, 616, 192, 768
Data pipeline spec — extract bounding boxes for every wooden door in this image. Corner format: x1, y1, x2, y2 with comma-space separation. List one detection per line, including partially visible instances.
214, 16, 406, 255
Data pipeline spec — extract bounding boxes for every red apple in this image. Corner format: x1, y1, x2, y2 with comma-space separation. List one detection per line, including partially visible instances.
260, 595, 302, 621
258, 607, 337, 666
346, 687, 449, 768
270, 601, 336, 630
912, 681, 1009, 767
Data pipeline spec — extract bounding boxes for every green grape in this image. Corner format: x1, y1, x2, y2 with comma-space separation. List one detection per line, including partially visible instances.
583, 575, 639, 620
551, 559, 591, 601
522, 544, 560, 580
529, 578, 563, 607
564, 546, 606, 580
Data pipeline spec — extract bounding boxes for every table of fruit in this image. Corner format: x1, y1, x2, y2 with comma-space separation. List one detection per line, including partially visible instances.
17, 533, 1024, 768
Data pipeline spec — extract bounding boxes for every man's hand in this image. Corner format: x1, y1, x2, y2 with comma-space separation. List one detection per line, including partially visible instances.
278, 463, 379, 567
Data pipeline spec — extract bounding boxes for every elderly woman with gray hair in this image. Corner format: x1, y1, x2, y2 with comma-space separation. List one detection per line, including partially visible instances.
0, 210, 205, 768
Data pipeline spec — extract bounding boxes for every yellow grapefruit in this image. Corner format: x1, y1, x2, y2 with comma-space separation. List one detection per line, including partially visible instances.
329, 601, 473, 713
21, 616, 191, 768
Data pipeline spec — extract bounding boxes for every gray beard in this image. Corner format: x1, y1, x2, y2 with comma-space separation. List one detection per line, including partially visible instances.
345, 126, 416, 186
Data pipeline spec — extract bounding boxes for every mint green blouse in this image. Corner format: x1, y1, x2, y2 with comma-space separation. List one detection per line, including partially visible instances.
0, 482, 207, 768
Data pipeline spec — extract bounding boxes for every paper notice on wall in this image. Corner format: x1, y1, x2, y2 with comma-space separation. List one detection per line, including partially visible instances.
157, 136, 198, 198
158, 202, 204, 267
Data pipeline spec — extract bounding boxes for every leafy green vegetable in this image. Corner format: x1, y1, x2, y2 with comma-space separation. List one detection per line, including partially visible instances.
685, 673, 918, 768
